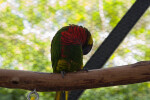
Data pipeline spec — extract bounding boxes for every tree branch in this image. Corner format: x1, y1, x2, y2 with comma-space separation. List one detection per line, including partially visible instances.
0, 61, 150, 92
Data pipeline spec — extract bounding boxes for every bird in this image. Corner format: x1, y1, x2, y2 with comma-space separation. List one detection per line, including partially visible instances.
51, 24, 93, 100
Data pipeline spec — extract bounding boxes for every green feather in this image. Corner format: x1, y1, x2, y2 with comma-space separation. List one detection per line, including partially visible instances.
51, 32, 61, 73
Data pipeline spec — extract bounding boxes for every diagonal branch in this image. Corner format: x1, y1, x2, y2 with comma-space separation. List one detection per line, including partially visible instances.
0, 61, 150, 92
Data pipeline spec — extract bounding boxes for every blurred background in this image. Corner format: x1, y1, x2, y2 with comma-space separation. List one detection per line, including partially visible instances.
0, 0, 150, 99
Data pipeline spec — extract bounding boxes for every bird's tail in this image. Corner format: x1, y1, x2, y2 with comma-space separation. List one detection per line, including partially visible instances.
55, 91, 69, 100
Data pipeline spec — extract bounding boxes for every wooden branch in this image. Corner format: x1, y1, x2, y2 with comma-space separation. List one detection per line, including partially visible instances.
0, 61, 150, 92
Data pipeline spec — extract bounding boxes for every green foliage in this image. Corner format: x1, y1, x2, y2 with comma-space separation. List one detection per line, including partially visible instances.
81, 83, 150, 100
0, 0, 150, 99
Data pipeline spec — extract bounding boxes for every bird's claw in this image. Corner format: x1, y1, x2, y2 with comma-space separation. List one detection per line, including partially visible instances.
80, 67, 88, 72
61, 71, 66, 78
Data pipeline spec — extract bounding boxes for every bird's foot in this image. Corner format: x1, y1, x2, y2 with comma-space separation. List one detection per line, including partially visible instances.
80, 67, 88, 72
61, 71, 66, 78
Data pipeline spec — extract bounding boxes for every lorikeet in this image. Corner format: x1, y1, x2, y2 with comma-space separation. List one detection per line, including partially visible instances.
51, 25, 93, 100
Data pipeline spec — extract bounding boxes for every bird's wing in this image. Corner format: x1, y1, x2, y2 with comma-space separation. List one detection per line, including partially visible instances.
51, 32, 61, 73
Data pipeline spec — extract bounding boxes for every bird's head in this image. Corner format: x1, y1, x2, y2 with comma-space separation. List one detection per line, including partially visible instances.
82, 29, 93, 55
